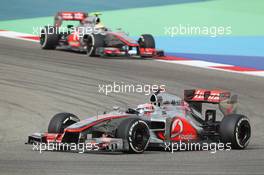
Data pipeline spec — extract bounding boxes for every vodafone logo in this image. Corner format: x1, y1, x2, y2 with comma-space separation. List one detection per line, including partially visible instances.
171, 118, 183, 138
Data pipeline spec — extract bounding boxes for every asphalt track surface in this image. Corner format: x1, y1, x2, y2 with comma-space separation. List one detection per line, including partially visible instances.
0, 37, 263, 175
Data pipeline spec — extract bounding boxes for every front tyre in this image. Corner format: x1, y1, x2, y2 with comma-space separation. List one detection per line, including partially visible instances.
220, 114, 251, 149
116, 118, 150, 154
138, 34, 155, 49
86, 34, 105, 57
40, 26, 59, 49
48, 113, 80, 133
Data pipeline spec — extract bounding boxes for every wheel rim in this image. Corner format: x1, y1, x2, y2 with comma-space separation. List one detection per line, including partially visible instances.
237, 120, 251, 147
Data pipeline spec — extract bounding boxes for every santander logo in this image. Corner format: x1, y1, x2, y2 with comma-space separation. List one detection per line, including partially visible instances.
171, 118, 184, 138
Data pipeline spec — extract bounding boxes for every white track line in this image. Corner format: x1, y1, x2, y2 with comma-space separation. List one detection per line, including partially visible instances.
156, 60, 264, 77
0, 30, 39, 42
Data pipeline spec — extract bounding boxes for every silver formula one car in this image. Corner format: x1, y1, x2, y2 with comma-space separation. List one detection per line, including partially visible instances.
40, 12, 164, 58
27, 89, 251, 154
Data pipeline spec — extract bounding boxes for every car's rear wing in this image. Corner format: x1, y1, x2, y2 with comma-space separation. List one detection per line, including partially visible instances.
184, 89, 231, 104
54, 12, 88, 27
184, 89, 238, 115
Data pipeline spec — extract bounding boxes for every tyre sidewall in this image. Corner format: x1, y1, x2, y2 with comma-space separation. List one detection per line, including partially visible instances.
40, 26, 59, 49
117, 118, 150, 153
220, 114, 251, 149
128, 120, 150, 153
86, 34, 95, 56
86, 34, 105, 56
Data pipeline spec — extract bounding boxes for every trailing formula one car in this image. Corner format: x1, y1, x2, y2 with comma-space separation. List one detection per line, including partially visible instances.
27, 89, 251, 154
40, 11, 164, 57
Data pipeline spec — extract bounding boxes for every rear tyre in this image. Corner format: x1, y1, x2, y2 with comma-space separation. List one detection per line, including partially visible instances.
86, 34, 105, 57
220, 114, 251, 149
40, 26, 59, 49
48, 113, 80, 133
116, 118, 150, 154
138, 34, 155, 48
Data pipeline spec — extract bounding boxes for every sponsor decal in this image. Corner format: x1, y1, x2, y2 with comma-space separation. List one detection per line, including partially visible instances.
171, 119, 183, 138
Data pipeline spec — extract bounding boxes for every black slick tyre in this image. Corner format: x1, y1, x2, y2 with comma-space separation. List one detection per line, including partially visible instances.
220, 114, 251, 149
48, 113, 80, 133
116, 118, 150, 153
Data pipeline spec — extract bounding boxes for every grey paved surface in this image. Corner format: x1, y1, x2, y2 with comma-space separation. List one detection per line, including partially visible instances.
0, 37, 263, 175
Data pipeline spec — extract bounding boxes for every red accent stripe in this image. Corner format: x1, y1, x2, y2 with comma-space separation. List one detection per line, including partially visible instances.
211, 66, 259, 72
19, 36, 40, 41
154, 56, 190, 61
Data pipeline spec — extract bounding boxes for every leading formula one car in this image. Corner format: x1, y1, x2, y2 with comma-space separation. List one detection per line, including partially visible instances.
40, 11, 164, 58
27, 89, 251, 154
